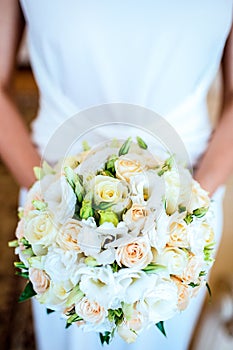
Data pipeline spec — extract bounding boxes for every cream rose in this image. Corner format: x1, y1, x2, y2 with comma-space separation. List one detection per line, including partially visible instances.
116, 237, 153, 269
57, 219, 83, 251
123, 204, 148, 231
118, 310, 144, 343
75, 297, 107, 324
94, 175, 130, 212
156, 247, 189, 276
29, 267, 50, 294
171, 277, 190, 311
182, 255, 204, 284
168, 215, 189, 248
115, 158, 143, 182
24, 210, 58, 247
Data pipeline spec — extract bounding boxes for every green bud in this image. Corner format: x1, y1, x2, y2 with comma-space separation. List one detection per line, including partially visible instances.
82, 140, 91, 151
105, 154, 118, 174
193, 207, 208, 218
8, 240, 19, 248
98, 210, 119, 227
33, 166, 43, 180
32, 200, 48, 211
118, 137, 132, 156
84, 256, 98, 267
178, 205, 186, 213
136, 136, 148, 149
184, 213, 193, 225
80, 200, 94, 220
157, 156, 174, 176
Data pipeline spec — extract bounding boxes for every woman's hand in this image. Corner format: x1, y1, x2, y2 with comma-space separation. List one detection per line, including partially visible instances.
194, 23, 233, 196
0, 0, 41, 189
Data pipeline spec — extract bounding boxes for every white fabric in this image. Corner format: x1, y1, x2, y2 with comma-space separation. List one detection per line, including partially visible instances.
18, 1, 232, 349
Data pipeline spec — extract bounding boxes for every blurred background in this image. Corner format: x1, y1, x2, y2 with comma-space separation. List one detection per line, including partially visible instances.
0, 36, 232, 350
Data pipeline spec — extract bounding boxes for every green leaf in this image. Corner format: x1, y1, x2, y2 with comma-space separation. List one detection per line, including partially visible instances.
96, 202, 114, 210
118, 137, 132, 156
188, 282, 200, 288
199, 270, 207, 277
156, 321, 166, 337
206, 282, 212, 298
20, 237, 31, 248
105, 155, 118, 175
193, 207, 209, 218
99, 331, 112, 345
15, 271, 29, 279
65, 313, 83, 328
14, 261, 28, 270
143, 263, 166, 274
18, 281, 36, 302
46, 308, 55, 314
108, 308, 124, 326
111, 262, 120, 273
136, 136, 148, 149
184, 214, 193, 225
64, 167, 84, 202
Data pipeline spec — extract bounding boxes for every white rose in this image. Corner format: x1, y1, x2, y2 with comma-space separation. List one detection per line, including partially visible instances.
29, 268, 50, 294
115, 237, 153, 269
156, 247, 188, 276
78, 266, 118, 309
44, 247, 80, 285
137, 277, 178, 323
186, 180, 210, 213
188, 220, 215, 255
93, 175, 130, 213
115, 157, 143, 182
75, 297, 107, 324
44, 175, 76, 224
24, 210, 58, 247
57, 219, 83, 251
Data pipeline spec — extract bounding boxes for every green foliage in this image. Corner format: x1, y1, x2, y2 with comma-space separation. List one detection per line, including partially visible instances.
99, 331, 112, 345
184, 213, 193, 225
143, 263, 166, 274
136, 136, 148, 149
155, 321, 166, 337
108, 308, 124, 326
193, 207, 208, 218
18, 281, 36, 302
65, 313, 83, 328
157, 156, 173, 176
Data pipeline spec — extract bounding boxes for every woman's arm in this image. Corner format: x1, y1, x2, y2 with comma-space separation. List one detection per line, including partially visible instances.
194, 23, 233, 196
0, 0, 41, 189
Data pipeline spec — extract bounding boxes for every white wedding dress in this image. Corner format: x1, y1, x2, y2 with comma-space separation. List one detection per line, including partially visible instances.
19, 1, 232, 349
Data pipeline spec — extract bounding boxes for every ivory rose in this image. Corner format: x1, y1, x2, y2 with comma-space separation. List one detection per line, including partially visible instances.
156, 247, 189, 276
115, 158, 143, 182
93, 175, 130, 213
57, 219, 83, 251
116, 237, 153, 269
75, 297, 107, 324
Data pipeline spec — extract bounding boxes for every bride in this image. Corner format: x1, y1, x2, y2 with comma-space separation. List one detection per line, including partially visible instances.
1, 1, 233, 349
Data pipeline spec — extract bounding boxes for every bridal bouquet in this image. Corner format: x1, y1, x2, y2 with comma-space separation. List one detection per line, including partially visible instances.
10, 136, 215, 344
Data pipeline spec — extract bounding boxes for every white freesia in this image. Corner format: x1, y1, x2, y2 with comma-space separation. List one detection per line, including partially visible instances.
44, 247, 80, 285
79, 266, 118, 309
44, 175, 76, 224
75, 297, 107, 324
148, 209, 170, 253
156, 247, 189, 276
137, 277, 178, 323
24, 210, 58, 247
116, 269, 153, 304
164, 168, 180, 214
36, 280, 73, 311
